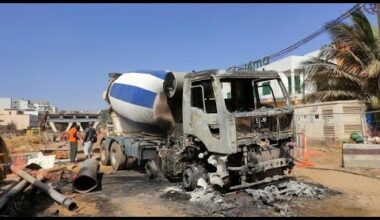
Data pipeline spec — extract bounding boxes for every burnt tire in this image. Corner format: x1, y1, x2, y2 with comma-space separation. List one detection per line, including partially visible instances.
0, 158, 6, 181
144, 160, 158, 179
182, 165, 207, 191
110, 142, 126, 171
100, 140, 110, 166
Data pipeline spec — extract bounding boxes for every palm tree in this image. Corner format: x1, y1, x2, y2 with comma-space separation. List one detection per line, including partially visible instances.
303, 9, 380, 109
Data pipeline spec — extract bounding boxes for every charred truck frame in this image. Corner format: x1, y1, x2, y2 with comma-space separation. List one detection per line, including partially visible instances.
101, 69, 295, 191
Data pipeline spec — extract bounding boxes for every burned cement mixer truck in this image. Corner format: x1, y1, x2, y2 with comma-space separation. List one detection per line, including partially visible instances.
101, 69, 295, 190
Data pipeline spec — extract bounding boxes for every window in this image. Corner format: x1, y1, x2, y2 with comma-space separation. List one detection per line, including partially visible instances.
287, 76, 292, 95
295, 75, 301, 94
262, 82, 271, 96
191, 80, 217, 114
191, 86, 204, 110
256, 79, 284, 108
221, 78, 286, 112
221, 79, 256, 112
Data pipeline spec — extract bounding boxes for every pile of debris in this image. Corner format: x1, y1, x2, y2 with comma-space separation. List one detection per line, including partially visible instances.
245, 180, 328, 216
0, 158, 101, 217
161, 178, 235, 215
161, 178, 333, 217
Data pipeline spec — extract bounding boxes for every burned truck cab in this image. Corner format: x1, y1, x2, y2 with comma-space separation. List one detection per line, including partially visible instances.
182, 69, 295, 190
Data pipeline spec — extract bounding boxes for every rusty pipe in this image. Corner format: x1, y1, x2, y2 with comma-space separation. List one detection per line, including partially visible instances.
11, 166, 77, 211
0, 179, 30, 210
73, 158, 100, 193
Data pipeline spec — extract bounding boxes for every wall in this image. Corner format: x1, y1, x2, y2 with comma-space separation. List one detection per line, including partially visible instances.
0, 109, 38, 130
294, 100, 366, 145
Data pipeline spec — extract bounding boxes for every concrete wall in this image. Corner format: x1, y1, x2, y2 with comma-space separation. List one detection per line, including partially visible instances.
343, 143, 380, 168
0, 109, 39, 130
294, 100, 366, 144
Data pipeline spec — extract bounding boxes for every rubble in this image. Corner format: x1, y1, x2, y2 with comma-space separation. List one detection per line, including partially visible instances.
244, 180, 328, 216
196, 178, 208, 191
160, 186, 191, 201
245, 180, 326, 205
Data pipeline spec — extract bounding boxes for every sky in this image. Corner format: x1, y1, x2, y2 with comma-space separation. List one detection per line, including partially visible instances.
0, 3, 377, 111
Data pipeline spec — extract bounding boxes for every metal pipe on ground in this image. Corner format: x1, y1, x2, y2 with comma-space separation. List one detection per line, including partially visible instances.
0, 179, 30, 210
73, 158, 100, 193
0, 180, 20, 195
10, 166, 77, 211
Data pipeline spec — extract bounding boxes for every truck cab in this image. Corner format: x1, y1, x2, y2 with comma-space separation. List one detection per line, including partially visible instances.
101, 69, 295, 191
180, 69, 294, 190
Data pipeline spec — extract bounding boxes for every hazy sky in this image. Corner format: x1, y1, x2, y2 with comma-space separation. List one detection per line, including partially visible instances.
0, 3, 376, 111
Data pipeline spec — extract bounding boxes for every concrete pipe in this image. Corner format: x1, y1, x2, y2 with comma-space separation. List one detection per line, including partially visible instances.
73, 158, 100, 193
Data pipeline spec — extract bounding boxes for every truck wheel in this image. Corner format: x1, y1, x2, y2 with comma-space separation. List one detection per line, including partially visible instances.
125, 156, 137, 170
0, 159, 5, 181
145, 160, 158, 179
100, 140, 110, 166
110, 142, 126, 171
182, 165, 207, 191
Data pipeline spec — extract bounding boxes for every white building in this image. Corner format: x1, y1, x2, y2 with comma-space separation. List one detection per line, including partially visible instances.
30, 100, 57, 113
257, 50, 320, 103
0, 98, 57, 117
11, 99, 29, 110
0, 98, 12, 109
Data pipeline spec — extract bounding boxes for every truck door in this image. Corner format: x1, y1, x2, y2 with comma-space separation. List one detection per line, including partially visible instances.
186, 79, 220, 152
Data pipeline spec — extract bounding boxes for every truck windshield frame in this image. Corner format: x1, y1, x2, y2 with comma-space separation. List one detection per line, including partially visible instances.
219, 77, 288, 113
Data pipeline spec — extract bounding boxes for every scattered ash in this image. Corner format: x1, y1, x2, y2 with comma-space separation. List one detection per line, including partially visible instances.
160, 186, 191, 202
243, 179, 340, 216
160, 178, 339, 217
0, 189, 35, 217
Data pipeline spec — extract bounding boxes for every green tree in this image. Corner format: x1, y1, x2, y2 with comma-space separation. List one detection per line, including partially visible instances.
303, 9, 380, 109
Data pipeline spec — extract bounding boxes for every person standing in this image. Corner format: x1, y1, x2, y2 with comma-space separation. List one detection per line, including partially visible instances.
83, 122, 97, 159
68, 122, 80, 163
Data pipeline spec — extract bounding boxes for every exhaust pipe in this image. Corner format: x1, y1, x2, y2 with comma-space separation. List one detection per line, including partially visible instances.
73, 159, 100, 193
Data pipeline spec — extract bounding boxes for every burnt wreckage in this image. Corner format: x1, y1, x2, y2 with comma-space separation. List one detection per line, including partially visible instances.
101, 69, 295, 190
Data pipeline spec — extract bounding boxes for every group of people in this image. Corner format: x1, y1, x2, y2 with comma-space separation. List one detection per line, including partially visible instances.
68, 122, 98, 163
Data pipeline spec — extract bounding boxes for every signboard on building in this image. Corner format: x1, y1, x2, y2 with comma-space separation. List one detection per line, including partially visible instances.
227, 56, 270, 72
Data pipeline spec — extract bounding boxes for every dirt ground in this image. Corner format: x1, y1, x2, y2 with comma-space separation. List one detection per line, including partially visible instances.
289, 145, 380, 216
2, 135, 380, 217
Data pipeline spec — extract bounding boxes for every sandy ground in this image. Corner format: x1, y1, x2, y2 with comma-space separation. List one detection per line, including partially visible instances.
289, 145, 380, 216
2, 135, 380, 216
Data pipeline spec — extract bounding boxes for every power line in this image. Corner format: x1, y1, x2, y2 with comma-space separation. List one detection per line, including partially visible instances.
268, 3, 363, 62
228, 3, 364, 71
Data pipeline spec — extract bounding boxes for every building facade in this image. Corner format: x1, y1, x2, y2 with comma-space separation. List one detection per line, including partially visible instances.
30, 100, 57, 113
0, 98, 12, 109
0, 98, 57, 114
256, 50, 319, 104
293, 100, 366, 144
0, 109, 39, 130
